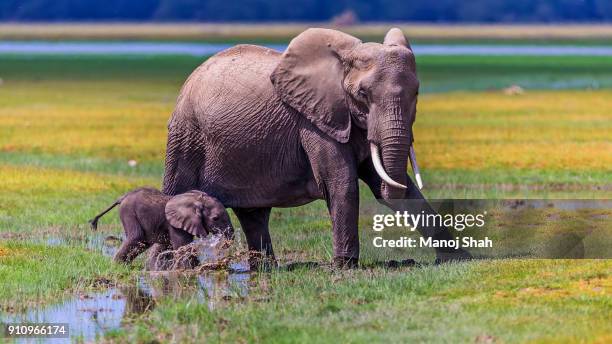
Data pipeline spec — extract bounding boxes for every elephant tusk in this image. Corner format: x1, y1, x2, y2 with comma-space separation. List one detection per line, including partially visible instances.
370, 143, 407, 190
409, 145, 423, 190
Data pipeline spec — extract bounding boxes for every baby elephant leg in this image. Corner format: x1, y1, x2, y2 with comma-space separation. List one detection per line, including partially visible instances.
169, 227, 194, 249
115, 214, 150, 264
145, 243, 172, 271
169, 228, 198, 269
114, 240, 150, 264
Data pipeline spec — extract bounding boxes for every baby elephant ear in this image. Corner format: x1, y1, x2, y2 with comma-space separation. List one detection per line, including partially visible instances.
165, 191, 207, 237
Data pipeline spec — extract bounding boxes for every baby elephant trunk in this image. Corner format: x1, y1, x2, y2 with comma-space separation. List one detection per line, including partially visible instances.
215, 225, 235, 241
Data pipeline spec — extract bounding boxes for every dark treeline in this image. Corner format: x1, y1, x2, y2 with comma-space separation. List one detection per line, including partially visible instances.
1, 0, 612, 22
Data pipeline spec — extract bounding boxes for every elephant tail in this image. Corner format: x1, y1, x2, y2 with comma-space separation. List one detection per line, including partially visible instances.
88, 197, 124, 231
162, 112, 201, 196
162, 117, 183, 195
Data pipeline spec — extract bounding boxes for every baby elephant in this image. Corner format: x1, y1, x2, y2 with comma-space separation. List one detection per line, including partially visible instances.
89, 187, 233, 266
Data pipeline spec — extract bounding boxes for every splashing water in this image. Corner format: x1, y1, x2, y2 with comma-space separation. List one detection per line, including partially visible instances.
195, 234, 230, 264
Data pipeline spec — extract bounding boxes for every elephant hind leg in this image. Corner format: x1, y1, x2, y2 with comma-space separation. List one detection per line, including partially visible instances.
233, 207, 276, 270
114, 240, 150, 264
115, 210, 150, 263
168, 228, 198, 269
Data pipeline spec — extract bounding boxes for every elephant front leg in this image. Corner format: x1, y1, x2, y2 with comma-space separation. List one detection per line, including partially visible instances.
169, 228, 198, 269
325, 179, 360, 268
145, 243, 172, 271
301, 132, 361, 268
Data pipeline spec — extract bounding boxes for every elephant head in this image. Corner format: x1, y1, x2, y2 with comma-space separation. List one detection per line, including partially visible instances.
165, 190, 234, 240
271, 28, 423, 200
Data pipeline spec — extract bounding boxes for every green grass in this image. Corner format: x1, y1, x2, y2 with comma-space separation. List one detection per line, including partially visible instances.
106, 260, 611, 343
0, 53, 610, 343
0, 241, 133, 313
0, 55, 199, 83
418, 55, 612, 92
2, 54, 612, 92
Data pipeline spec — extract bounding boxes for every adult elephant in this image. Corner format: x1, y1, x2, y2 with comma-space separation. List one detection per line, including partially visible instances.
162, 28, 470, 267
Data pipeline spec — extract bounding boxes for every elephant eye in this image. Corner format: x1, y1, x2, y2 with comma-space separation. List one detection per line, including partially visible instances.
358, 88, 367, 99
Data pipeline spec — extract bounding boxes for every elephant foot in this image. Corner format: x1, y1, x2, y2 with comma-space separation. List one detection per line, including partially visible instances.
332, 256, 359, 269
434, 248, 472, 265
248, 251, 277, 272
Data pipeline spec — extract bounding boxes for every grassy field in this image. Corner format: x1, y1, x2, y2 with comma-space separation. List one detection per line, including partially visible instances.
2, 23, 612, 44
0, 53, 610, 342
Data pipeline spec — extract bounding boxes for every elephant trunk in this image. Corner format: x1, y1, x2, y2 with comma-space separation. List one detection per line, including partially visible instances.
378, 99, 412, 199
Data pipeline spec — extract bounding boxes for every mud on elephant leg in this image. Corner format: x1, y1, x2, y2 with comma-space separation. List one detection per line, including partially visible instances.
233, 207, 276, 270
358, 159, 472, 263
114, 240, 150, 264
168, 227, 199, 269
145, 243, 172, 271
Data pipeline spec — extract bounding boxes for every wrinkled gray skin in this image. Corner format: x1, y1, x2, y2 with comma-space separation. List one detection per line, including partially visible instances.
162, 28, 470, 267
89, 187, 234, 268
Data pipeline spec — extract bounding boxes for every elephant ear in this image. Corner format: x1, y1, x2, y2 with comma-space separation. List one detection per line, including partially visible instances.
271, 28, 361, 143
165, 191, 207, 237
383, 28, 412, 50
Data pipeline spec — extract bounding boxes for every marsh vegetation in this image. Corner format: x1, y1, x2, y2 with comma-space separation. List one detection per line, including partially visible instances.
0, 43, 610, 342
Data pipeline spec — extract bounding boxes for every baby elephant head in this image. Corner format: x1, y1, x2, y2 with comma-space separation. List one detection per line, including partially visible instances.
165, 190, 234, 240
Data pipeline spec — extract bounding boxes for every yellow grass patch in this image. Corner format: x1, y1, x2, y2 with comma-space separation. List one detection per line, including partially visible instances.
0, 164, 156, 194
472, 260, 612, 310
415, 90, 612, 170
0, 81, 173, 161
494, 275, 610, 299
0, 245, 24, 258
1, 82, 610, 171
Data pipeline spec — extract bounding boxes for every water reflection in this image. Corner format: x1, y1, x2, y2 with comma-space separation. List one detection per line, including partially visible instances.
88, 234, 122, 258
140, 270, 251, 310
198, 273, 250, 310
44, 233, 121, 258
1, 269, 253, 343
2, 286, 153, 344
